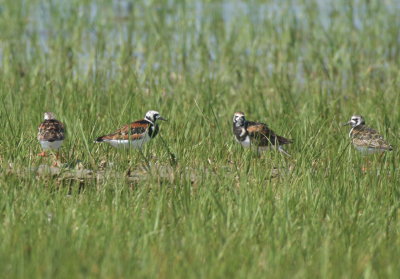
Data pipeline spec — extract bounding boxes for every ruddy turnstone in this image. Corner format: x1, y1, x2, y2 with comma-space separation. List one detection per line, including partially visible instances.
344, 115, 393, 153
37, 112, 65, 157
95, 110, 167, 148
232, 112, 292, 155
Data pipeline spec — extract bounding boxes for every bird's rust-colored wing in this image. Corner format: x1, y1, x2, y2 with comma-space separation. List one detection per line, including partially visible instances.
96, 120, 149, 141
247, 121, 292, 146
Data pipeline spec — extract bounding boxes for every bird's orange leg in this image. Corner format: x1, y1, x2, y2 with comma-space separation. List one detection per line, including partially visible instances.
52, 151, 62, 167
38, 151, 47, 157
361, 158, 373, 173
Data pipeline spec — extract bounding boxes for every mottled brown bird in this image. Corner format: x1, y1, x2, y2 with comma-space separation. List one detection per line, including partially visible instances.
344, 115, 393, 153
37, 112, 65, 157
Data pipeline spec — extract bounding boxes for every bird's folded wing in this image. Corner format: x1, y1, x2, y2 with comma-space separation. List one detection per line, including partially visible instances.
353, 128, 392, 149
38, 120, 65, 141
247, 123, 276, 144
97, 121, 148, 141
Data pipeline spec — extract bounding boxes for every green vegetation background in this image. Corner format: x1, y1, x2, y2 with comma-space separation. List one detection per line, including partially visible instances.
0, 0, 399, 278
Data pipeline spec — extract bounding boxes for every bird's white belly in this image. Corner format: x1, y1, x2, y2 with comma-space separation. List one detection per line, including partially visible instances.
40, 140, 63, 150
354, 145, 385, 154
239, 136, 251, 148
105, 134, 151, 149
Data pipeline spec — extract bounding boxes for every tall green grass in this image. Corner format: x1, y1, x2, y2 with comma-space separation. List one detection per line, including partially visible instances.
0, 0, 399, 278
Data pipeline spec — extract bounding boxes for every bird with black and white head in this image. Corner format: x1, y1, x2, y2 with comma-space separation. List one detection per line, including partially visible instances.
232, 112, 292, 156
95, 110, 167, 149
343, 115, 393, 154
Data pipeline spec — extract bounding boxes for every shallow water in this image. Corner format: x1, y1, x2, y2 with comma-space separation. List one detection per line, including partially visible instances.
1, 0, 399, 83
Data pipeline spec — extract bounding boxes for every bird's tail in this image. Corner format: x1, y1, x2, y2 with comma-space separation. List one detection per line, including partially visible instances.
278, 135, 293, 145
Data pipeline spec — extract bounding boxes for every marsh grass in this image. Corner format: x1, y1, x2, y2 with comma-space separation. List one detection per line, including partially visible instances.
0, 0, 400, 278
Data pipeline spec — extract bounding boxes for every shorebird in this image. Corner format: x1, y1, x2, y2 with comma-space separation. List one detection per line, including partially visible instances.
95, 110, 167, 148
232, 112, 292, 156
343, 115, 393, 154
37, 112, 65, 157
